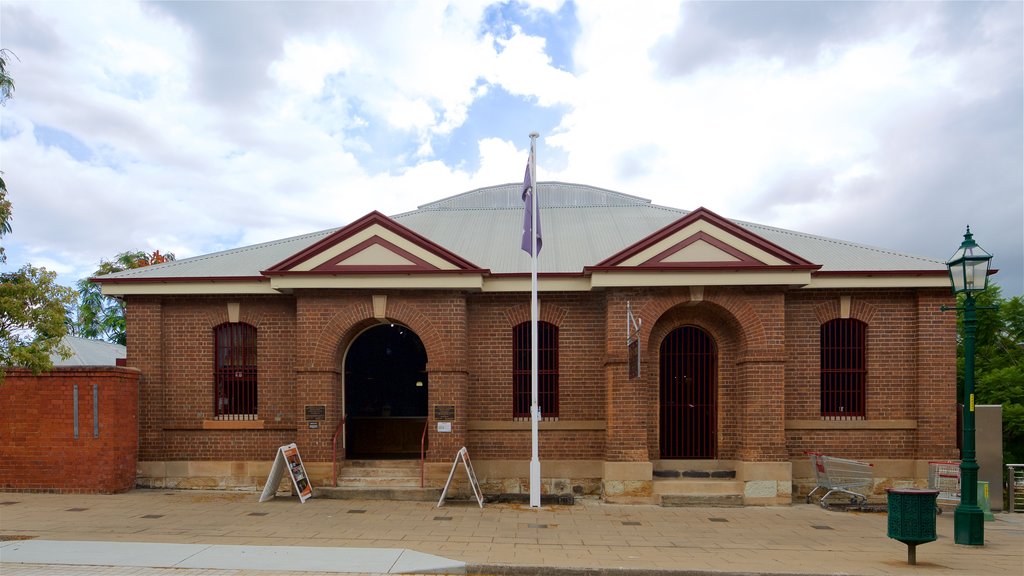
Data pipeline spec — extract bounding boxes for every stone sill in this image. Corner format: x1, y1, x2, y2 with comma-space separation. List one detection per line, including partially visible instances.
202, 419, 265, 430
468, 420, 606, 431
785, 419, 916, 430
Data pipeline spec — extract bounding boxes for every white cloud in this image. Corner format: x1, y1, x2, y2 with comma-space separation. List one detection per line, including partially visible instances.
0, 0, 1020, 296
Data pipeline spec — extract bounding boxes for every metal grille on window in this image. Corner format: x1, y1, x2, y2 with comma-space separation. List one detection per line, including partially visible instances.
820, 319, 866, 419
513, 321, 559, 420
214, 323, 257, 420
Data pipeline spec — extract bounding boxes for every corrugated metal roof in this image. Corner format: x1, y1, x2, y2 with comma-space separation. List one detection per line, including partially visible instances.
99, 182, 945, 280
51, 336, 126, 366
100, 228, 337, 280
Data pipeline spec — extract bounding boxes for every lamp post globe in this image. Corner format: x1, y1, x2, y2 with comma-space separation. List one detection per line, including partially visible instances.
946, 226, 992, 546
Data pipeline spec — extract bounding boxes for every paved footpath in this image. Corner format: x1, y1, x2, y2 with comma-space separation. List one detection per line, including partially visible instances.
0, 489, 1021, 575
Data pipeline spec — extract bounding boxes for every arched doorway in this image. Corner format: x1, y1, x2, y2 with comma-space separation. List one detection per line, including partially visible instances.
660, 325, 717, 459
344, 323, 428, 458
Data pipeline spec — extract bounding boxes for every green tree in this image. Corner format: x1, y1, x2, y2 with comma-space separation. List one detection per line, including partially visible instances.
0, 265, 75, 381
956, 284, 1024, 464
0, 47, 73, 381
1, 48, 16, 262
75, 250, 174, 345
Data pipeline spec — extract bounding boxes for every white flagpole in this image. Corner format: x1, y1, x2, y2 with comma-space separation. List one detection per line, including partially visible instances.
528, 131, 541, 508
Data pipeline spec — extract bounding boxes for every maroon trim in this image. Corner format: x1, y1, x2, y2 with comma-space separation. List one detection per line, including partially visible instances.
487, 272, 587, 279
310, 236, 438, 272
585, 264, 820, 273
597, 206, 815, 268
639, 231, 763, 267
263, 269, 486, 276
811, 270, 948, 277
266, 211, 481, 272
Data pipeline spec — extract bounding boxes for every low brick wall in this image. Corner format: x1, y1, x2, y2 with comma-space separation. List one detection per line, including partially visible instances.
0, 367, 140, 493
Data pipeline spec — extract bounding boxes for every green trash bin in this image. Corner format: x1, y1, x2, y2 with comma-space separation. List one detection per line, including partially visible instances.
886, 488, 939, 565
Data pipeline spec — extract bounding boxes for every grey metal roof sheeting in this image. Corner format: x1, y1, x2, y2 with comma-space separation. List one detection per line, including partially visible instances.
51, 336, 126, 366
99, 182, 945, 280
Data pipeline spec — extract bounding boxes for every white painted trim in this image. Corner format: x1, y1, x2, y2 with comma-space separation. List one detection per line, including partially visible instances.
804, 276, 949, 289
101, 282, 279, 296
591, 270, 812, 287
269, 274, 484, 290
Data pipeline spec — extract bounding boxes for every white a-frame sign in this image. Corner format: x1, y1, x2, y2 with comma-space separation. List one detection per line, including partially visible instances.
437, 447, 484, 508
259, 443, 313, 503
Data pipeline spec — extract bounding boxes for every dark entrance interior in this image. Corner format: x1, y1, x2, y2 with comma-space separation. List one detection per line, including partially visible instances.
659, 325, 717, 459
344, 323, 428, 458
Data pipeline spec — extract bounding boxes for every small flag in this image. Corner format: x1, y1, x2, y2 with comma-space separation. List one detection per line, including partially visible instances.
521, 152, 541, 254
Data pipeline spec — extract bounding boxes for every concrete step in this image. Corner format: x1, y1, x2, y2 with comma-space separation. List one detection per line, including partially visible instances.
316, 486, 442, 502
343, 459, 421, 469
654, 477, 744, 507
337, 476, 423, 488
653, 479, 743, 494
339, 466, 422, 478
659, 494, 743, 507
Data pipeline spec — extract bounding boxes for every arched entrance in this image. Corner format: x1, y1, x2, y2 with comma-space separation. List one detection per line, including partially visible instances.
660, 325, 717, 459
344, 323, 428, 458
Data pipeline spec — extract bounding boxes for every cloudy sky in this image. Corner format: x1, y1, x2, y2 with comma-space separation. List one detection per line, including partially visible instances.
1, 1, 1021, 296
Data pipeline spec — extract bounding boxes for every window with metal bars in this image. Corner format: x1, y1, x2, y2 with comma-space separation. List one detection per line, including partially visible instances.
820, 318, 866, 419
513, 321, 558, 419
214, 322, 258, 420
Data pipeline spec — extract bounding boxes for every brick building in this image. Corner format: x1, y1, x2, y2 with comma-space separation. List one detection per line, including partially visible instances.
97, 183, 958, 504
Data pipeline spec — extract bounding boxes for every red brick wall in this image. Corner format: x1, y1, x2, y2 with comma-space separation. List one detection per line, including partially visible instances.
783, 289, 957, 460
465, 293, 606, 459
0, 367, 139, 493
129, 295, 300, 462
122, 284, 957, 477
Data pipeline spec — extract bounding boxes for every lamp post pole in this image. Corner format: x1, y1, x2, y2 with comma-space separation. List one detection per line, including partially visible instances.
944, 225, 992, 547
954, 291, 984, 545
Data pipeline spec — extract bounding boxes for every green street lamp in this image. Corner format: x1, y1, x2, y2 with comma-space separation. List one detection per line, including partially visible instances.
945, 226, 992, 546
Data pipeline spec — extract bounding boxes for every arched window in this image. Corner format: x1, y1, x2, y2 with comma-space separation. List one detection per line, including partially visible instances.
820, 319, 866, 419
214, 322, 257, 420
513, 321, 559, 419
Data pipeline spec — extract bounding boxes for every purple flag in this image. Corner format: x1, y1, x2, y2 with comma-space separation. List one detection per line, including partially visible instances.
521, 154, 541, 254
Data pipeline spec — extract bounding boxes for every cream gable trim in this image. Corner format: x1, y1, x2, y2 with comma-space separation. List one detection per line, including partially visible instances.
663, 240, 741, 263
291, 224, 458, 271
619, 220, 788, 267
337, 243, 417, 266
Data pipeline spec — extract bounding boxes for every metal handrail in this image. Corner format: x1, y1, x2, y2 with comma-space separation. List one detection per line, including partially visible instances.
420, 419, 429, 488
332, 416, 345, 486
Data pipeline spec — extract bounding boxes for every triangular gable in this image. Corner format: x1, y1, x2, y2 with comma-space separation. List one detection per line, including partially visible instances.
264, 211, 482, 275
596, 207, 816, 269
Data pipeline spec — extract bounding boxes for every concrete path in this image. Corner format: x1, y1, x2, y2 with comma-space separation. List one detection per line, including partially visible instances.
0, 489, 1021, 575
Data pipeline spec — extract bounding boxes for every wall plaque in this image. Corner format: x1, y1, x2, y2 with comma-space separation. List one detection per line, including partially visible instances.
434, 404, 456, 421
305, 405, 326, 421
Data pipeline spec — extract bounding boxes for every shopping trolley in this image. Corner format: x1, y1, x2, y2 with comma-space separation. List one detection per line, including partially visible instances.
805, 451, 874, 508
928, 460, 961, 507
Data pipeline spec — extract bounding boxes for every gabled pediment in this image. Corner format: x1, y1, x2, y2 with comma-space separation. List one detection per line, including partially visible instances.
264, 211, 483, 276
596, 207, 815, 269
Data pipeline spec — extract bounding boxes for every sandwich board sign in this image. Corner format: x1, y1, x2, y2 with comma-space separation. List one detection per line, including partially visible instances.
437, 447, 484, 508
259, 443, 313, 503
